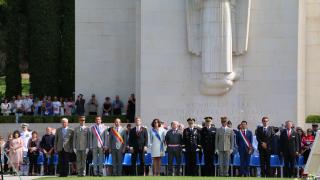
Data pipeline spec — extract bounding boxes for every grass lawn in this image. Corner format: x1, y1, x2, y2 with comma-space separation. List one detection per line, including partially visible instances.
37, 176, 297, 180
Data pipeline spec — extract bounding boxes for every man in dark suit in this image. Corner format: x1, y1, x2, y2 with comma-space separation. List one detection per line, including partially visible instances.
183, 118, 201, 176
200, 117, 216, 176
165, 121, 183, 176
129, 117, 148, 176
54, 118, 74, 177
255, 116, 275, 177
280, 121, 299, 178
236, 121, 253, 177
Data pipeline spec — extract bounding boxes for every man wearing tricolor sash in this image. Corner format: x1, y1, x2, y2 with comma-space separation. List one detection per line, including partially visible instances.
108, 118, 127, 176
236, 120, 253, 177
89, 116, 108, 176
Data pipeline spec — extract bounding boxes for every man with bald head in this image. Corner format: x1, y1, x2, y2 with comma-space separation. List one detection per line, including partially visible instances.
165, 121, 183, 176
109, 118, 127, 176
40, 127, 55, 175
54, 118, 74, 177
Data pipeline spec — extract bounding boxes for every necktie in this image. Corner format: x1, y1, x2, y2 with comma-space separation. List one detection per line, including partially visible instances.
116, 127, 118, 132
287, 130, 290, 139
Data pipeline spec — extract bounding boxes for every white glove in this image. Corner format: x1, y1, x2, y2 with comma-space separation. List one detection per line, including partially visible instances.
143, 146, 148, 152
215, 150, 219, 154
182, 148, 186, 152
73, 148, 77, 153
85, 148, 89, 154
230, 149, 233, 154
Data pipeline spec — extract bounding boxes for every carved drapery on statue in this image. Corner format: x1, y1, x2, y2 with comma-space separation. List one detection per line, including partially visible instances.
186, 0, 251, 95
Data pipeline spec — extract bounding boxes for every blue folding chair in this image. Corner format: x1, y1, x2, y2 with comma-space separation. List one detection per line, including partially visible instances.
195, 153, 203, 175
145, 153, 152, 166
296, 155, 304, 177
249, 154, 260, 176
161, 153, 168, 175
270, 155, 283, 177
231, 153, 240, 176
37, 153, 45, 175
105, 154, 112, 166
249, 154, 260, 167
53, 154, 59, 175
122, 153, 132, 166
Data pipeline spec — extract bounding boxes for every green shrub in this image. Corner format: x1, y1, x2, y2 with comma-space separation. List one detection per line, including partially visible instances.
306, 115, 320, 123
0, 115, 127, 123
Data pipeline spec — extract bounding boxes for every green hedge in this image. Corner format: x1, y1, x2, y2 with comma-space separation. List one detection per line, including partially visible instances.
0, 115, 127, 123
306, 115, 320, 123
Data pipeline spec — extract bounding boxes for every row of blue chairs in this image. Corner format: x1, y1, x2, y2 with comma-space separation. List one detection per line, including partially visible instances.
36, 153, 59, 175
36, 152, 305, 176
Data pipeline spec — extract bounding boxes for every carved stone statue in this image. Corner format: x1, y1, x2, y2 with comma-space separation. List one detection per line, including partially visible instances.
186, 0, 251, 95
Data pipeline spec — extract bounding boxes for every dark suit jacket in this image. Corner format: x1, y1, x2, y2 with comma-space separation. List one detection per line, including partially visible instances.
279, 129, 299, 155
200, 126, 216, 152
128, 127, 148, 151
183, 127, 201, 152
236, 129, 253, 153
255, 126, 275, 151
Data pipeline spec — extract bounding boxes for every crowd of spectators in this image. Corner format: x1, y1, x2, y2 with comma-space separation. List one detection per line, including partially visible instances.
0, 93, 136, 123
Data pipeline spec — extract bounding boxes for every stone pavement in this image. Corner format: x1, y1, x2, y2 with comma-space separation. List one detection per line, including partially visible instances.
0, 175, 50, 180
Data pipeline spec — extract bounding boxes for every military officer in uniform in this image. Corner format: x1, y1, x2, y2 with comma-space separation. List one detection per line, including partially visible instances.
201, 117, 216, 176
215, 117, 234, 177
73, 116, 89, 176
183, 118, 201, 176
165, 121, 183, 176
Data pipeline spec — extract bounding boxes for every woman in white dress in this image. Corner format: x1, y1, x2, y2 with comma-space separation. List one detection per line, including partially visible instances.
149, 119, 166, 176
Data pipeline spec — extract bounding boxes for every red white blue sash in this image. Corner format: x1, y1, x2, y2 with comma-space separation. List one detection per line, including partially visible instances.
240, 130, 252, 148
92, 125, 104, 147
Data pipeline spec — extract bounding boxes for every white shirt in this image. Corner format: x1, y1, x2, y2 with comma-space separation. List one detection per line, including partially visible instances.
20, 131, 32, 152
14, 100, 23, 109
22, 98, 33, 112
52, 101, 61, 114
1, 103, 11, 114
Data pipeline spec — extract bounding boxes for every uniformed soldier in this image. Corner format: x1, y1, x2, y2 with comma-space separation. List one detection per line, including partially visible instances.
165, 121, 183, 176
201, 117, 216, 176
215, 117, 234, 177
183, 118, 201, 176
73, 116, 89, 176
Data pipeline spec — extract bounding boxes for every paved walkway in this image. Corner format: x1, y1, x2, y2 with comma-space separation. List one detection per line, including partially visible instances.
0, 175, 50, 180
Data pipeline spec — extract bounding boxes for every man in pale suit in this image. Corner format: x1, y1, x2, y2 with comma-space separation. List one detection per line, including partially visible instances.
73, 116, 89, 176
54, 118, 74, 177
89, 116, 108, 176
215, 117, 234, 177
109, 118, 127, 176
